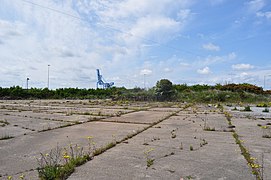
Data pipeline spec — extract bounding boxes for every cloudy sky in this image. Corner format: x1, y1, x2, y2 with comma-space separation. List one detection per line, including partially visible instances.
0, 0, 271, 89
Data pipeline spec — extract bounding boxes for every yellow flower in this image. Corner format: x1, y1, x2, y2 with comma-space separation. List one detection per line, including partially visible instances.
261, 126, 268, 129
19, 174, 24, 179
63, 155, 70, 159
248, 163, 261, 168
45, 153, 49, 157
7, 176, 12, 180
250, 157, 256, 161
87, 136, 93, 140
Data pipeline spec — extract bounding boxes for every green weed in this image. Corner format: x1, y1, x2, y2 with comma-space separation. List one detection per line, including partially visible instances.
243, 106, 252, 112
262, 107, 269, 113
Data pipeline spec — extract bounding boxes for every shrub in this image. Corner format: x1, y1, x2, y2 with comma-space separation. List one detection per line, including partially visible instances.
243, 106, 252, 112
262, 107, 269, 113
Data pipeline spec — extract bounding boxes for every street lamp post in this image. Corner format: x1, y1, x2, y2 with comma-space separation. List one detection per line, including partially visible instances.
26, 78, 29, 90
47, 65, 50, 89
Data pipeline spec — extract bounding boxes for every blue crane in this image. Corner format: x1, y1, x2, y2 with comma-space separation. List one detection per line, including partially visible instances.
96, 69, 114, 89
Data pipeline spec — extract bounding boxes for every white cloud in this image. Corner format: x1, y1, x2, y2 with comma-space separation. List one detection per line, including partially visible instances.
125, 15, 181, 44
257, 11, 271, 20
197, 67, 211, 75
140, 69, 152, 75
164, 68, 171, 73
177, 9, 192, 21
240, 72, 249, 77
180, 62, 190, 67
200, 52, 236, 66
246, 0, 265, 12
232, 64, 254, 70
202, 43, 220, 51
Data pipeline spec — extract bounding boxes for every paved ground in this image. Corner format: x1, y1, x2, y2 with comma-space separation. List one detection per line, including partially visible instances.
1, 100, 269, 179
226, 106, 271, 180
69, 107, 253, 180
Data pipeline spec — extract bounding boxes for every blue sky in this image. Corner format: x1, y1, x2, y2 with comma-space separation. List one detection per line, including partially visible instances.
0, 0, 271, 89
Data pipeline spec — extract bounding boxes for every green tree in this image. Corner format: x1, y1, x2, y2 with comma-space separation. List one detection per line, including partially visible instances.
155, 79, 174, 101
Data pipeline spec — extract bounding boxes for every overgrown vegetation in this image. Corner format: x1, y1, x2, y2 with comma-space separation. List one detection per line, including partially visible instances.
37, 136, 117, 180
0, 82, 270, 103
232, 132, 262, 179
37, 145, 91, 180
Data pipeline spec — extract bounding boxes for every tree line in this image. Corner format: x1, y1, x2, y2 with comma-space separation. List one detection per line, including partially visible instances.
0, 79, 270, 102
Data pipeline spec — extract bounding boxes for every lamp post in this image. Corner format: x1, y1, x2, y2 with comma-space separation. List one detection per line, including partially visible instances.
47, 65, 50, 89
26, 78, 29, 90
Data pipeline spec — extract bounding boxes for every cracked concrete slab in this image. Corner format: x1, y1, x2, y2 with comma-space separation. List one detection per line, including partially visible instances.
69, 112, 253, 180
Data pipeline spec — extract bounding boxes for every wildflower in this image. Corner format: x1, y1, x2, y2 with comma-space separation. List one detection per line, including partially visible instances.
62, 151, 69, 157
87, 136, 93, 140
63, 155, 70, 159
19, 174, 24, 179
250, 157, 256, 161
251, 163, 260, 168
261, 126, 268, 129
240, 140, 244, 143
248, 163, 261, 168
45, 153, 49, 157
7, 176, 12, 180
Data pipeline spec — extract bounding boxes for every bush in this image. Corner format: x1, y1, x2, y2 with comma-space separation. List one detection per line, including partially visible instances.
243, 106, 252, 112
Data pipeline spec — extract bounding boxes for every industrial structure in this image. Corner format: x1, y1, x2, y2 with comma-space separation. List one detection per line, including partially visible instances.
96, 69, 114, 89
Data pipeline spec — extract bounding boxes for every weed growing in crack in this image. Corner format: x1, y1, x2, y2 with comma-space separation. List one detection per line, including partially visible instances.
243, 106, 252, 112
37, 143, 91, 180
0, 120, 9, 127
38, 136, 118, 180
19, 174, 25, 179
144, 148, 155, 168
92, 142, 116, 156
224, 111, 232, 124
200, 139, 208, 147
262, 107, 269, 113
203, 126, 216, 131
185, 175, 195, 179
232, 132, 262, 179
